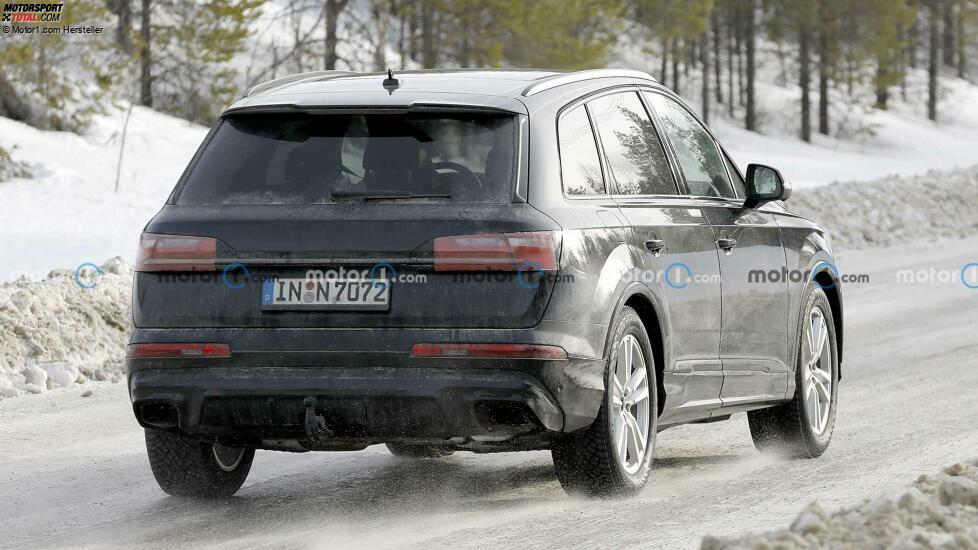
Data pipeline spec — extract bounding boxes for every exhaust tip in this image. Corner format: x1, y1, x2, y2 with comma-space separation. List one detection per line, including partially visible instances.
137, 401, 179, 428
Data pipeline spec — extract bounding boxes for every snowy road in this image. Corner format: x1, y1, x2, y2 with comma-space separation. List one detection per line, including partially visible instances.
2, 238, 977, 549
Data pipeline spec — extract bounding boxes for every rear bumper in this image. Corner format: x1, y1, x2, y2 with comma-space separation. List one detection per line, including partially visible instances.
130, 364, 567, 444
127, 337, 607, 450
127, 325, 608, 444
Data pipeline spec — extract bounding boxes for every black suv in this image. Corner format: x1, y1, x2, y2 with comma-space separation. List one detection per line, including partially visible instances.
128, 68, 843, 498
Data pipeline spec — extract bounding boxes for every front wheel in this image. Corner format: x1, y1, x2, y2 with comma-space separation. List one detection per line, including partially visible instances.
552, 306, 657, 498
748, 282, 839, 457
145, 428, 255, 498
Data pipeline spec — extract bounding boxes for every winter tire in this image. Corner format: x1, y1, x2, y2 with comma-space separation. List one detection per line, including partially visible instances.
748, 281, 839, 458
552, 306, 658, 498
145, 428, 255, 498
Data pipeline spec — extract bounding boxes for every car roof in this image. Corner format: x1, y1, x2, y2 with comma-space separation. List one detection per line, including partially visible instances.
225, 69, 659, 115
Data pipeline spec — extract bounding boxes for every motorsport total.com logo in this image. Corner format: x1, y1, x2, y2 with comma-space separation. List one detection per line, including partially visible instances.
1, 2, 63, 23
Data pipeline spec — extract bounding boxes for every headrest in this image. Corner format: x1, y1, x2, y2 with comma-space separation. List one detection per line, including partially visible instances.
362, 136, 421, 172
284, 140, 340, 185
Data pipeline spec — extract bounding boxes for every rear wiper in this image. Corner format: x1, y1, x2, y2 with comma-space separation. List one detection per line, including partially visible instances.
330, 190, 451, 202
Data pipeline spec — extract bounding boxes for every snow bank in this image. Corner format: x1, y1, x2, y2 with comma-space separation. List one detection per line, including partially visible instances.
789, 164, 978, 251
702, 460, 978, 549
0, 107, 207, 281
0, 258, 131, 399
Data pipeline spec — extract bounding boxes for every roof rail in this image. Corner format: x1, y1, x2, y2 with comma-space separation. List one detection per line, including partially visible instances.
522, 69, 657, 97
245, 70, 358, 97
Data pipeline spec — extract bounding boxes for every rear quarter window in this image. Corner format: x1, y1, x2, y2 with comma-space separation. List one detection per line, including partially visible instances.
558, 105, 605, 196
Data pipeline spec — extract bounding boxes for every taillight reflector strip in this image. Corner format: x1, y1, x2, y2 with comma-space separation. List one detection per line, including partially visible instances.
410, 343, 567, 360
135, 233, 218, 272
127, 343, 231, 359
433, 231, 559, 272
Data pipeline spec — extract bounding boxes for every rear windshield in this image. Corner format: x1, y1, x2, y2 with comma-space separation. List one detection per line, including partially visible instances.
175, 112, 517, 204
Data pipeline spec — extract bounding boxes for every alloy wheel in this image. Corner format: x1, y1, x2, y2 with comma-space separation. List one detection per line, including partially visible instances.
610, 334, 651, 474
801, 307, 833, 435
212, 443, 246, 472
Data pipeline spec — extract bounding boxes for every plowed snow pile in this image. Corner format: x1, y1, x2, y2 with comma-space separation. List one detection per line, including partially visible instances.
702, 460, 978, 549
790, 165, 978, 250
0, 258, 131, 399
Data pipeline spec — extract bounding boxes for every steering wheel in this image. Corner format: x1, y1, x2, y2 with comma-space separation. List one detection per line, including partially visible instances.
432, 161, 483, 188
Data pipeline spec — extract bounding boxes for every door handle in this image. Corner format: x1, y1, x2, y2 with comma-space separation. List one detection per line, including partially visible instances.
645, 239, 666, 255
717, 237, 738, 252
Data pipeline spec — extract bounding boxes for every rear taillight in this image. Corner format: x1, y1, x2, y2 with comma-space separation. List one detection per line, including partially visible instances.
433, 231, 559, 272
126, 343, 231, 359
135, 233, 217, 272
410, 343, 567, 360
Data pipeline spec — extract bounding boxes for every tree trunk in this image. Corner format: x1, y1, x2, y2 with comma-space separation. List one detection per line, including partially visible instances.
671, 36, 681, 93
660, 36, 669, 83
712, 10, 722, 105
421, 0, 435, 68
745, 0, 756, 131
875, 61, 889, 109
800, 23, 812, 142
817, 1, 829, 135
957, 1, 966, 78
735, 8, 744, 107
929, 1, 940, 121
109, 0, 133, 54
727, 10, 735, 117
324, 0, 346, 70
908, 9, 920, 68
943, 0, 955, 67
370, 0, 389, 71
139, 0, 152, 107
0, 69, 33, 123
701, 33, 710, 124
408, 0, 418, 62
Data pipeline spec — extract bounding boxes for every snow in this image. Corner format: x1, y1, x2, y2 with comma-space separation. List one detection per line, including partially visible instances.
789, 165, 978, 250
0, 257, 131, 398
714, 76, 978, 188
702, 460, 978, 549
0, 107, 207, 281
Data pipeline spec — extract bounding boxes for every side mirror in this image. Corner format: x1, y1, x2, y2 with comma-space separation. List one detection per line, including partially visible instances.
744, 164, 791, 209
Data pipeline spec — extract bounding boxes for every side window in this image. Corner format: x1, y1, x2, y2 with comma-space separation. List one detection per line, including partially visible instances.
588, 91, 676, 196
558, 105, 605, 195
723, 151, 746, 198
644, 92, 736, 199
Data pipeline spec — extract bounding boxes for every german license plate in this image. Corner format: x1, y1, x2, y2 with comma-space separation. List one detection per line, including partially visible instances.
261, 277, 390, 310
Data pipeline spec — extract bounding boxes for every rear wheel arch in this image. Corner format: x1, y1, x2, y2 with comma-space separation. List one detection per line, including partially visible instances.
616, 289, 667, 417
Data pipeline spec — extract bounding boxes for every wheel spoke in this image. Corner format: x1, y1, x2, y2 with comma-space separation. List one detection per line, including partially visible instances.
813, 374, 831, 402
810, 312, 826, 362
812, 367, 831, 386
806, 385, 819, 428
625, 385, 649, 406
612, 377, 625, 406
626, 361, 647, 394
622, 410, 645, 461
615, 412, 627, 460
616, 346, 629, 393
